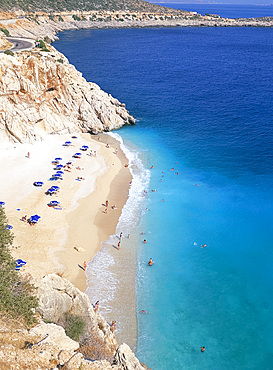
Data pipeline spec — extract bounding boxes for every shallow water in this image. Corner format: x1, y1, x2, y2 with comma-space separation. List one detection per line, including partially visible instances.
55, 25, 273, 369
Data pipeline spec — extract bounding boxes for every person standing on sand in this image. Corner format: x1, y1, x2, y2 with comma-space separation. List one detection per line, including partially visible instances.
119, 232, 123, 239
117, 242, 121, 250
27, 152, 30, 158
106, 200, 109, 207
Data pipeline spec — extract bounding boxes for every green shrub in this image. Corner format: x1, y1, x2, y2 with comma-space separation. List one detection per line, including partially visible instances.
0, 207, 38, 325
4, 50, 14, 56
57, 58, 64, 64
64, 313, 85, 341
44, 36, 51, 44
0, 27, 9, 36
58, 15, 64, 22
72, 14, 81, 21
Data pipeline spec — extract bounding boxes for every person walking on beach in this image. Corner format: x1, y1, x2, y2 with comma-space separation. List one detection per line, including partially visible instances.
94, 301, 99, 313
106, 200, 109, 207
117, 242, 121, 250
119, 232, 123, 239
27, 152, 30, 158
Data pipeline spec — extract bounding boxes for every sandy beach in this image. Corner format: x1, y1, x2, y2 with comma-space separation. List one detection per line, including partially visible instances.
0, 132, 131, 292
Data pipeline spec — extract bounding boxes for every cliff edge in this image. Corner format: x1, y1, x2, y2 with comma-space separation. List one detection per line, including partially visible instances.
0, 43, 135, 143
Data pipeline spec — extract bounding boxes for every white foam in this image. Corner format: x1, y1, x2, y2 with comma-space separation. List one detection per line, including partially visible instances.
85, 132, 150, 313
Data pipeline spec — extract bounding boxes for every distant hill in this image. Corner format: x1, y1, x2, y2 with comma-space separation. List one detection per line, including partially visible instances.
0, 0, 171, 13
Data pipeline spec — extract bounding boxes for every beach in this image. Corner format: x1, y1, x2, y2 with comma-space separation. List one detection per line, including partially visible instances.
0, 132, 131, 292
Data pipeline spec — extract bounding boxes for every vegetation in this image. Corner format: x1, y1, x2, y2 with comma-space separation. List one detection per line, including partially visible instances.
57, 58, 64, 63
0, 0, 172, 13
37, 39, 50, 52
4, 50, 14, 56
64, 313, 85, 341
0, 27, 9, 36
0, 207, 38, 325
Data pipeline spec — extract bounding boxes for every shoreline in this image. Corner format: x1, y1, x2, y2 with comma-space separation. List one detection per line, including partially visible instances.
0, 132, 132, 294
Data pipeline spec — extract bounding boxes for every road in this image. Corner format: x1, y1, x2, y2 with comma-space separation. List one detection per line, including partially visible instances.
6, 37, 34, 52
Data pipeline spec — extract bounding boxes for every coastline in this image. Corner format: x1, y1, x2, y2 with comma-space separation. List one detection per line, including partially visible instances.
0, 132, 132, 294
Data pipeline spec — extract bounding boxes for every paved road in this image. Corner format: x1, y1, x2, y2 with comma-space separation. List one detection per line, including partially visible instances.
6, 37, 34, 52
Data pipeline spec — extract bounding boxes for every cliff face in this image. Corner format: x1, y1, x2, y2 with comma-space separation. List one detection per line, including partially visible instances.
0, 44, 135, 143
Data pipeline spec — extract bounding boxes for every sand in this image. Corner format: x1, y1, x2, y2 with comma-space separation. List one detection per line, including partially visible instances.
0, 132, 131, 292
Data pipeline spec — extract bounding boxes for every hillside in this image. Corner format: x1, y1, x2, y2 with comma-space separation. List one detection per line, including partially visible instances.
0, 0, 174, 13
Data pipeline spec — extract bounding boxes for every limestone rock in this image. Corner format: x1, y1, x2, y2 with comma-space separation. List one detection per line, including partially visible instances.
112, 343, 146, 370
36, 274, 118, 349
0, 45, 135, 143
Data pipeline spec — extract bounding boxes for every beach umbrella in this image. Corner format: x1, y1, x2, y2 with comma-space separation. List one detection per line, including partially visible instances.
30, 215, 41, 223
56, 171, 64, 174
49, 200, 60, 206
82, 145, 89, 149
51, 186, 60, 191
15, 259, 27, 266
66, 161, 72, 165
46, 189, 54, 194
65, 141, 72, 145
53, 173, 62, 177
0, 201, 5, 207
33, 181, 44, 187
55, 157, 62, 161
55, 164, 64, 169
5, 225, 13, 230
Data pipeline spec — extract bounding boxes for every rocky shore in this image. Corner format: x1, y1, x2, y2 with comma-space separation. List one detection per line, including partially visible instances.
0, 10, 273, 44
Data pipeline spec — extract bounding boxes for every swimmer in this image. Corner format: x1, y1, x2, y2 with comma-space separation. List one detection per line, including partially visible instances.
151, 165, 154, 169
148, 258, 154, 266
143, 240, 147, 244
175, 172, 179, 175
200, 347, 205, 352
194, 184, 200, 186
170, 168, 174, 171
141, 310, 148, 314
201, 244, 207, 248
162, 199, 164, 202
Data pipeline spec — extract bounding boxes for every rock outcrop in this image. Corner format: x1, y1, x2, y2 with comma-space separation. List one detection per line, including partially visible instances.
32, 274, 146, 369
36, 274, 118, 349
0, 43, 135, 143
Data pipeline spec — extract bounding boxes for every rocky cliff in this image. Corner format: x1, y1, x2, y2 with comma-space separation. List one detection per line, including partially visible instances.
0, 274, 146, 369
0, 42, 135, 143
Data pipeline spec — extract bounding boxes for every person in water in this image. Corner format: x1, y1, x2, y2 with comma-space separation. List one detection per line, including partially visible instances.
200, 346, 205, 352
148, 258, 154, 266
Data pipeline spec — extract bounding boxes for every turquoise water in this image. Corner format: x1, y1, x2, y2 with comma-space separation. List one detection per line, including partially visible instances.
55, 25, 273, 369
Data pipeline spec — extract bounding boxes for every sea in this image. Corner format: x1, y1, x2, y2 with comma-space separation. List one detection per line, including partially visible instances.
54, 7, 273, 369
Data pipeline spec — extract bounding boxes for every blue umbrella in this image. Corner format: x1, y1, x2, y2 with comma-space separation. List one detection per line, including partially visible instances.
56, 171, 64, 174
82, 145, 89, 149
0, 201, 5, 207
46, 189, 54, 194
53, 173, 62, 177
75, 153, 81, 156
55, 164, 64, 169
55, 157, 62, 161
65, 141, 72, 145
5, 225, 13, 230
30, 215, 41, 223
33, 181, 44, 187
51, 186, 60, 191
49, 200, 60, 206
15, 259, 27, 265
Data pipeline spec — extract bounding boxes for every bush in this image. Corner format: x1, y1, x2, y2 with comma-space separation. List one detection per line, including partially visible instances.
64, 313, 85, 341
0, 207, 38, 325
57, 58, 64, 64
4, 50, 14, 56
72, 15, 81, 21
0, 27, 9, 36
44, 36, 51, 44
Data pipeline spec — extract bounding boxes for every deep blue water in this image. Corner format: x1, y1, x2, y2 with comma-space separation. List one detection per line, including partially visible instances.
55, 25, 273, 369
155, 3, 273, 19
